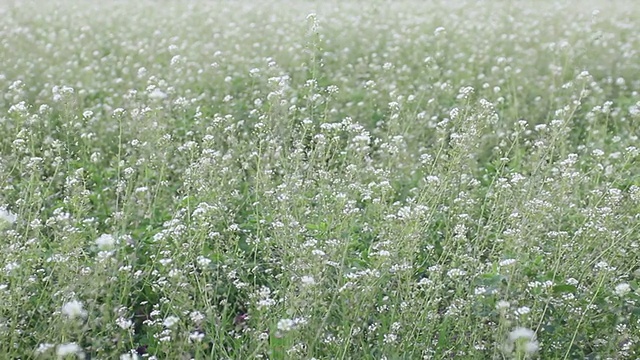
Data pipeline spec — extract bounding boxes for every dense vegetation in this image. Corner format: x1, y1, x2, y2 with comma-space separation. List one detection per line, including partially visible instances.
1, 1, 639, 359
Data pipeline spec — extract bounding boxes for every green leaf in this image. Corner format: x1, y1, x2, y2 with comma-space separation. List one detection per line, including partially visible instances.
552, 284, 577, 294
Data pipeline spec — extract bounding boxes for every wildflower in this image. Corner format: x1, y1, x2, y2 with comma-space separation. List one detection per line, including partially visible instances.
499, 258, 516, 267
163, 315, 180, 328
0, 207, 16, 224
377, 250, 391, 257
515, 306, 531, 316
446, 268, 467, 277
56, 343, 83, 358
52, 85, 74, 102
8, 101, 28, 116
196, 256, 211, 268
148, 88, 167, 100
189, 331, 205, 343
614, 283, 631, 296
509, 327, 535, 342
116, 317, 133, 330
277, 318, 295, 332
496, 300, 510, 310
383, 333, 398, 344
61, 300, 87, 319
190, 311, 205, 324
300, 275, 316, 286
4, 261, 19, 273
95, 234, 116, 250
504, 327, 539, 357
35, 343, 55, 355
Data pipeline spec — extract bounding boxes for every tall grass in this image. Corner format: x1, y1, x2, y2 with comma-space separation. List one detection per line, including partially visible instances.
1, 1, 639, 359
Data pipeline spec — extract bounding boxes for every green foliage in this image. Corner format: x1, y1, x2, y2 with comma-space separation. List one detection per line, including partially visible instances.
0, 1, 639, 359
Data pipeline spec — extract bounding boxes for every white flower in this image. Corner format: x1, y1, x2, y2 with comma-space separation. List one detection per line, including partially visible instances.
196, 256, 211, 267
300, 275, 316, 286
446, 268, 467, 277
95, 234, 116, 250
499, 258, 516, 267
190, 311, 205, 324
163, 315, 180, 328
120, 353, 139, 360
523, 340, 540, 354
56, 343, 82, 358
61, 300, 87, 319
496, 300, 510, 310
34, 343, 55, 355
377, 250, 391, 257
515, 306, 530, 316
614, 283, 631, 296
383, 333, 398, 344
189, 331, 205, 342
0, 208, 16, 224
509, 327, 535, 342
4, 261, 19, 273
116, 317, 133, 330
148, 88, 167, 100
311, 249, 326, 257
277, 318, 295, 332
505, 327, 539, 356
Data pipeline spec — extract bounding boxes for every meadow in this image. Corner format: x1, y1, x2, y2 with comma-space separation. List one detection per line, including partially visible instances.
1, 1, 640, 359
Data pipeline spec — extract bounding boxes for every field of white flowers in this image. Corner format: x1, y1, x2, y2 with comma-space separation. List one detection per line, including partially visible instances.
1, 1, 639, 359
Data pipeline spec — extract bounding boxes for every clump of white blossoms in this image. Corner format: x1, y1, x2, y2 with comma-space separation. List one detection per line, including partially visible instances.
614, 283, 631, 297
34, 343, 55, 356
277, 318, 296, 332
499, 258, 516, 267
56, 343, 83, 359
148, 87, 167, 100
95, 234, 117, 250
496, 300, 510, 311
61, 300, 87, 320
504, 327, 539, 358
0, 207, 16, 225
300, 275, 316, 286
163, 315, 180, 328
514, 306, 531, 317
